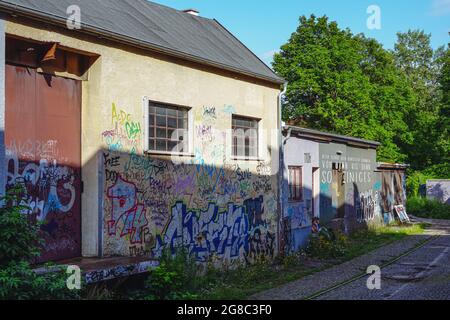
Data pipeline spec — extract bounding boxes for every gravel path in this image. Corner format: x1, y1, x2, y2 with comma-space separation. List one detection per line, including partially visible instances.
251, 218, 448, 300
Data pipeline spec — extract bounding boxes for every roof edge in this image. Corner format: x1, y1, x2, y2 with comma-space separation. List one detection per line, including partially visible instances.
284, 125, 381, 148
212, 18, 284, 84
377, 162, 410, 170
0, 2, 285, 85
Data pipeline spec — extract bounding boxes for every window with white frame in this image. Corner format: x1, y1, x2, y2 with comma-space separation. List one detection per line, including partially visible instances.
232, 115, 259, 158
148, 101, 189, 153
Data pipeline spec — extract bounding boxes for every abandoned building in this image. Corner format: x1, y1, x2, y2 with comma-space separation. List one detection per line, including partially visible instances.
281, 126, 408, 253
0, 1, 412, 282
0, 0, 285, 276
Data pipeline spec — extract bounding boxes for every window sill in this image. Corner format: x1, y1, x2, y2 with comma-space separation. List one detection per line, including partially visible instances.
145, 150, 195, 158
231, 156, 264, 162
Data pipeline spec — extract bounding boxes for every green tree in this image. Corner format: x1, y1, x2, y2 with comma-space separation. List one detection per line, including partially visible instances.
435, 48, 450, 172
393, 30, 448, 170
273, 15, 414, 163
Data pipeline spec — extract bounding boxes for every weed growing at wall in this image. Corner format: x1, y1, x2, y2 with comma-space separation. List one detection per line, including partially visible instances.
305, 229, 348, 260
0, 185, 43, 265
0, 186, 84, 300
0, 261, 83, 300
138, 249, 215, 300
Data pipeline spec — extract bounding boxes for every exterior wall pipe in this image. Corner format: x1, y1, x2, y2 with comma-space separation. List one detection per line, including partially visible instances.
277, 82, 288, 254
0, 14, 5, 200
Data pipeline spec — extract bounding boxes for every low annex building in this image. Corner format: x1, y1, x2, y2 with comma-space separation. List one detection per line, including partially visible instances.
281, 126, 408, 253
0, 0, 284, 270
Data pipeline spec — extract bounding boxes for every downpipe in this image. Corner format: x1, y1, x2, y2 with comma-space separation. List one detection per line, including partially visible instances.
277, 82, 288, 256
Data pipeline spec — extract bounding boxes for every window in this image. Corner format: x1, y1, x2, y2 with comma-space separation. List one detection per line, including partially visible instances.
232, 116, 259, 158
148, 101, 189, 153
288, 166, 303, 201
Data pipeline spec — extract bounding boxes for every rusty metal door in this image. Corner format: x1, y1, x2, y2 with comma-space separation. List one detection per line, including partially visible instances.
5, 64, 82, 263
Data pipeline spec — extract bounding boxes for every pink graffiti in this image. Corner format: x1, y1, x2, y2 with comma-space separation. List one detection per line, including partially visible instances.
107, 176, 149, 244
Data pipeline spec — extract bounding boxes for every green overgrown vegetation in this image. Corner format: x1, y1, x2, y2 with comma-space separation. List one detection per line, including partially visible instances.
114, 223, 426, 300
273, 15, 449, 176
407, 197, 450, 220
305, 224, 426, 261
0, 186, 84, 300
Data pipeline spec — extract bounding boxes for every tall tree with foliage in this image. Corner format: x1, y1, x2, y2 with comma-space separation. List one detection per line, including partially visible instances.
393, 30, 447, 170
273, 15, 416, 163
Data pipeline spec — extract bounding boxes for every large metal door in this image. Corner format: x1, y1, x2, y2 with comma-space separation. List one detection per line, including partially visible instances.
5, 64, 82, 263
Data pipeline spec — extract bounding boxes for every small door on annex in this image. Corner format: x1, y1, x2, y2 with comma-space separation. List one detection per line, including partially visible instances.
5, 64, 82, 263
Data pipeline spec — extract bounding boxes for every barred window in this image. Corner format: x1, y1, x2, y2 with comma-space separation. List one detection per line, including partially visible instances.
148, 101, 189, 153
232, 116, 259, 158
288, 166, 303, 201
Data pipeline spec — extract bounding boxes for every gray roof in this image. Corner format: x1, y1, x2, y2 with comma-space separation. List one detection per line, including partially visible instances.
0, 0, 283, 84
284, 125, 381, 148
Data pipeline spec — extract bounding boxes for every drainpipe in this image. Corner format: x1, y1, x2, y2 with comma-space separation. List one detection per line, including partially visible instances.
0, 16, 5, 202
277, 82, 287, 255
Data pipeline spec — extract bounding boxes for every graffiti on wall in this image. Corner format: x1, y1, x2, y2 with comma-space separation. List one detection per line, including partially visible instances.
85, 260, 159, 284
101, 103, 277, 264
426, 180, 450, 205
153, 196, 273, 262
5, 139, 80, 261
355, 189, 380, 223
319, 152, 382, 224
102, 103, 142, 153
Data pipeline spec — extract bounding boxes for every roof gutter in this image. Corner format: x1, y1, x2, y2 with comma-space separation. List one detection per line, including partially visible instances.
284, 126, 381, 149
0, 2, 285, 85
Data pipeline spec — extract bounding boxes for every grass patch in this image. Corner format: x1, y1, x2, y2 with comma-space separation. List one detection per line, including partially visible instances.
407, 196, 450, 220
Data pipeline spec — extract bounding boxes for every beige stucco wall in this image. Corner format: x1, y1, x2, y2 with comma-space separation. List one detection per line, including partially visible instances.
6, 18, 281, 264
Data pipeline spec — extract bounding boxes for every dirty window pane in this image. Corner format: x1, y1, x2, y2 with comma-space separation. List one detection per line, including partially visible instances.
156, 139, 167, 151
156, 128, 166, 138
148, 101, 189, 153
288, 166, 303, 201
168, 117, 177, 128
232, 116, 259, 158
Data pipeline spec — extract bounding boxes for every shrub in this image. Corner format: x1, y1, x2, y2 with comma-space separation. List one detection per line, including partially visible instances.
0, 261, 83, 300
0, 185, 43, 265
0, 186, 84, 300
142, 249, 203, 300
305, 228, 348, 260
407, 196, 450, 220
406, 166, 450, 197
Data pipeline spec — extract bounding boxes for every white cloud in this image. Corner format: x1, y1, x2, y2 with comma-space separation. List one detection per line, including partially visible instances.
429, 0, 450, 16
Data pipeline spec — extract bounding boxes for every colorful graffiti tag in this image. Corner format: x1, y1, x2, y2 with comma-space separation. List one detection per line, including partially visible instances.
101, 103, 277, 264
153, 197, 270, 262
5, 139, 81, 262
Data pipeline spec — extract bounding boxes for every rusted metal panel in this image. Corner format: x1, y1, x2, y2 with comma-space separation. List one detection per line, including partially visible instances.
380, 171, 395, 214
5, 64, 82, 263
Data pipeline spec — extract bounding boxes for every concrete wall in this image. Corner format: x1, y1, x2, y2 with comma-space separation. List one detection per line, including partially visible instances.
319, 143, 381, 232
282, 137, 319, 252
5, 18, 281, 265
427, 180, 450, 205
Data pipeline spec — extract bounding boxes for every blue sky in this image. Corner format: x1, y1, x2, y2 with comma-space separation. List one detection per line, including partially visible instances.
152, 0, 450, 66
